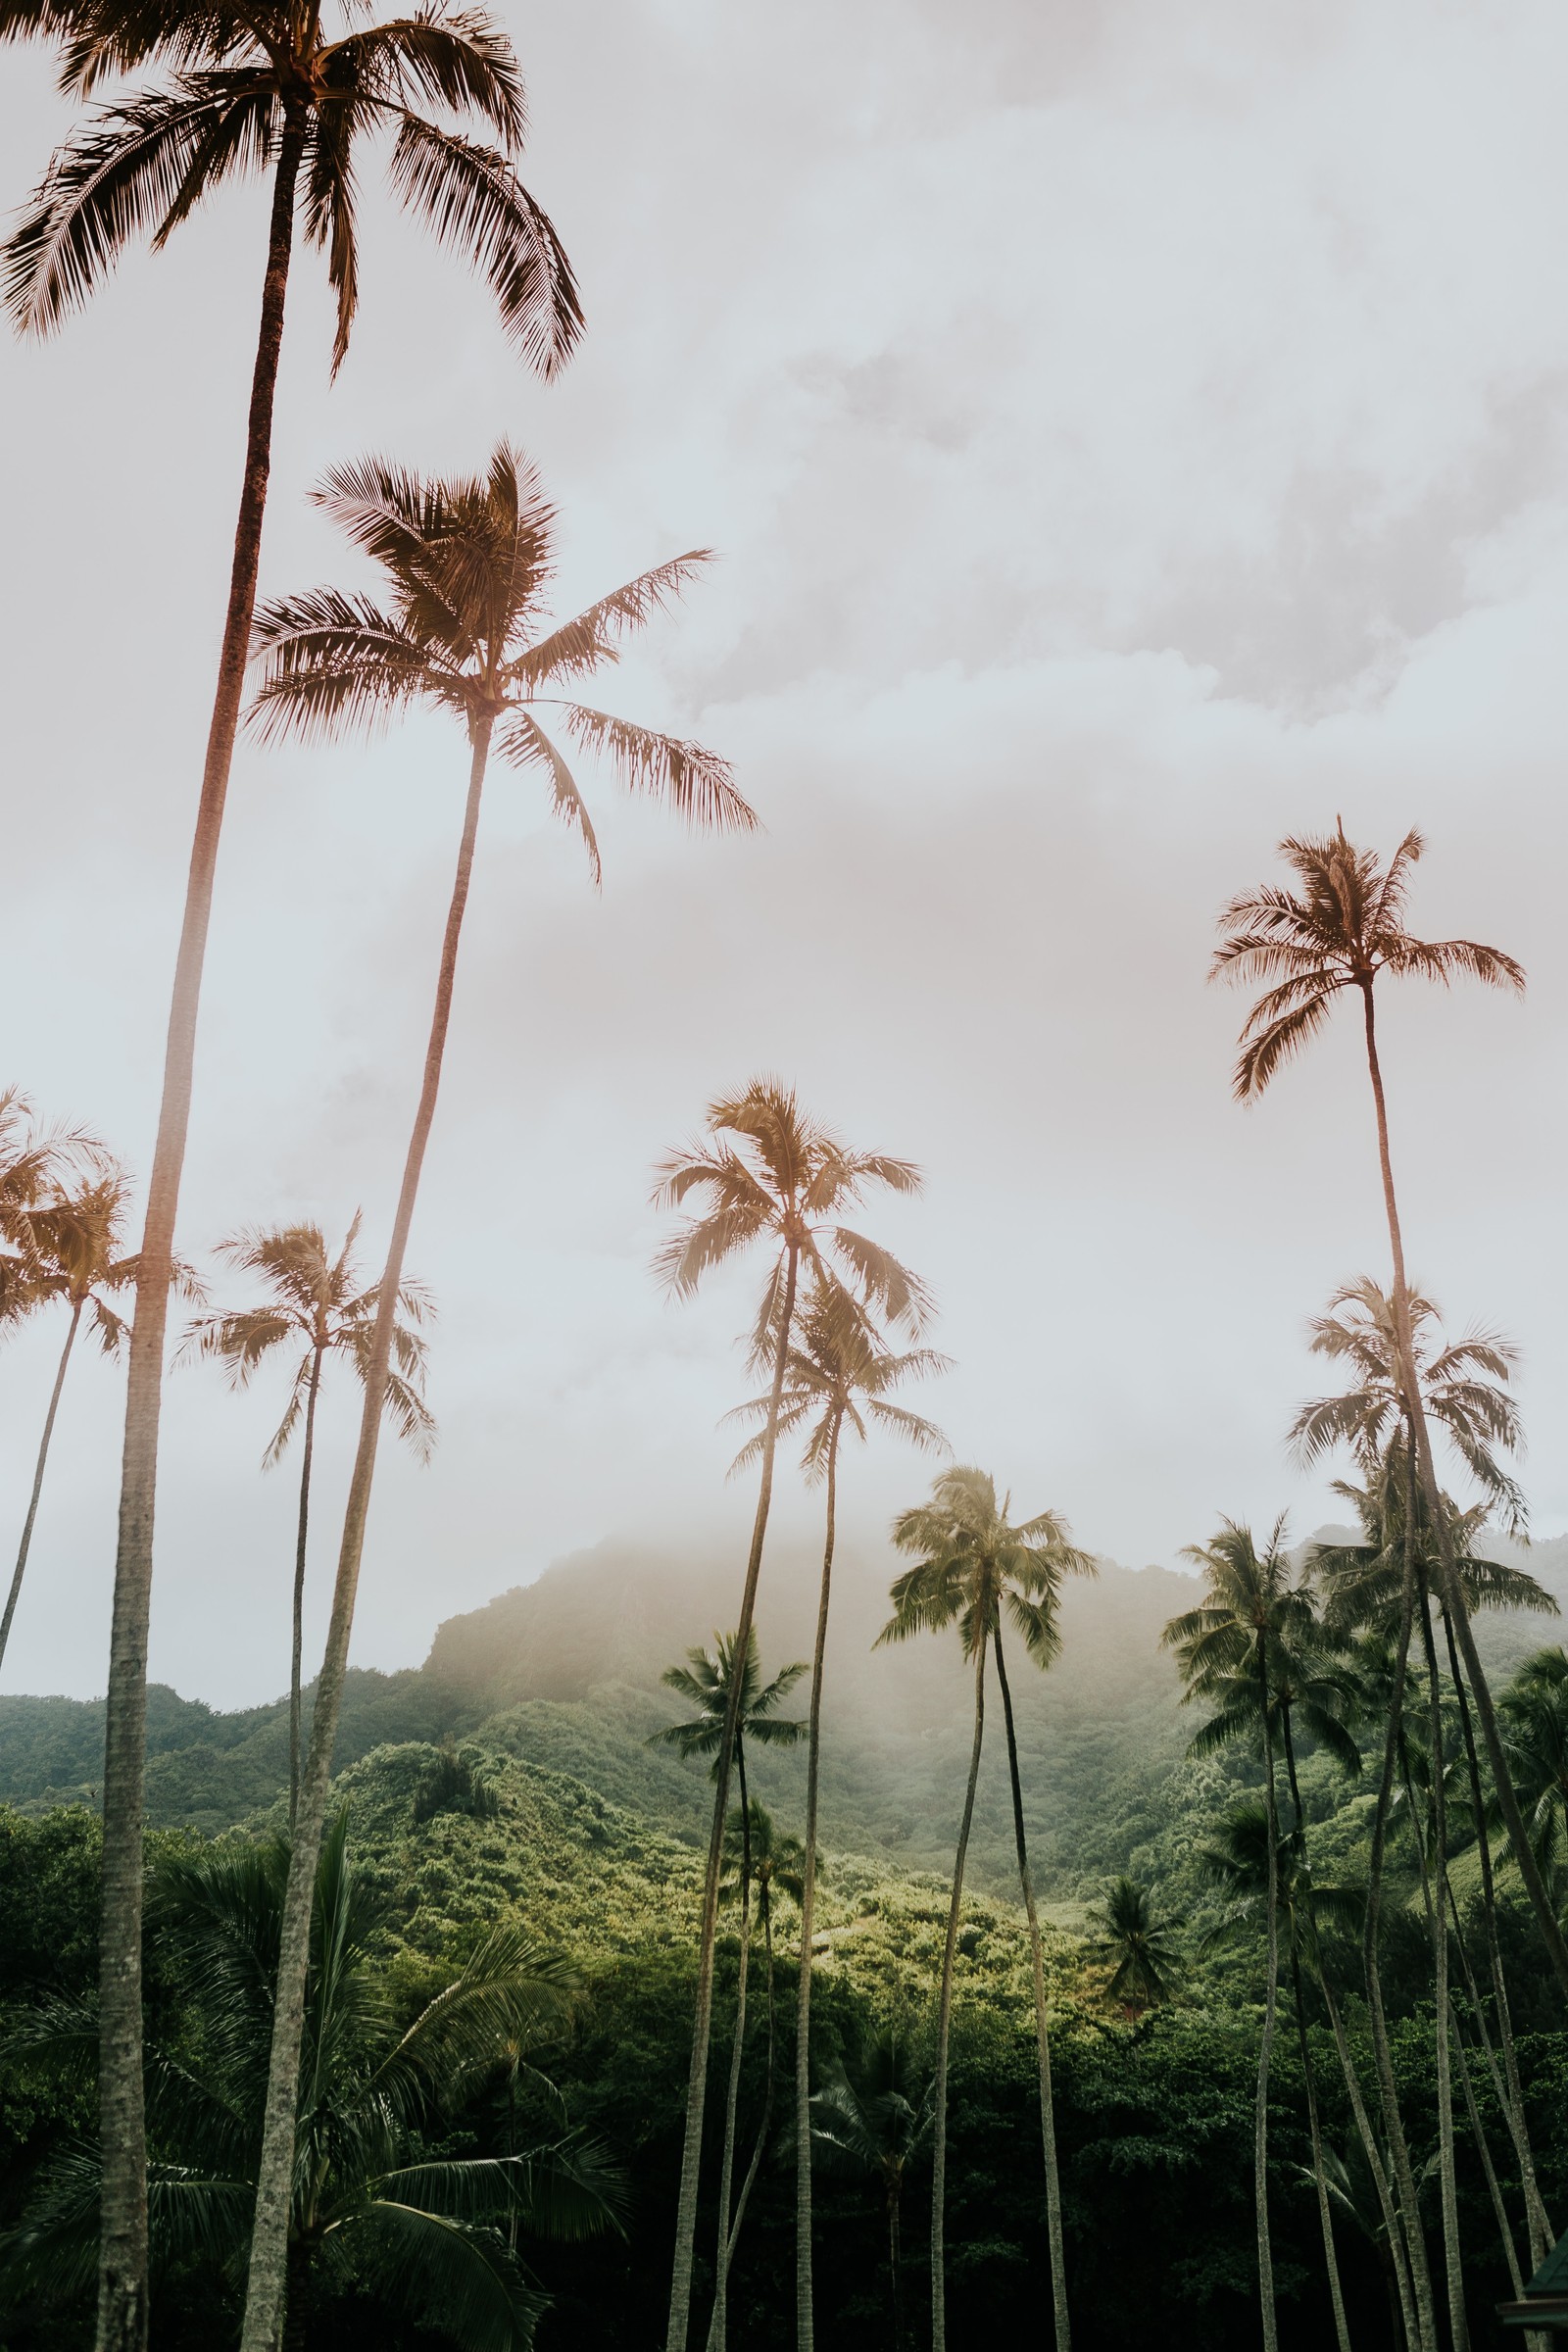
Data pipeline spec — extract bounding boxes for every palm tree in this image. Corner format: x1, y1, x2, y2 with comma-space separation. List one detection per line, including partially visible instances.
654, 1632, 805, 2352
0, 1810, 626, 2346
1086, 1880, 1185, 2019
0, 1090, 109, 1324
5, 16, 580, 2334
809, 2029, 934, 2352
710, 1797, 806, 2345
1301, 1295, 1557, 2297
877, 1464, 1094, 2352
1165, 1518, 1320, 2352
1, 1173, 199, 1676
1212, 826, 1568, 1997
653, 1079, 927, 2351
178, 1217, 434, 1825
242, 445, 748, 2352
725, 1281, 947, 2352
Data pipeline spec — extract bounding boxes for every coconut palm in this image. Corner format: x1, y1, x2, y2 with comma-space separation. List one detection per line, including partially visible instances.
178, 1217, 433, 1825
809, 2030, 934, 2352
0, 1091, 109, 1325
242, 446, 747, 2352
653, 1080, 927, 2352
1164, 1518, 1311, 2352
725, 1281, 947, 2352
710, 1798, 806, 2346
654, 1633, 805, 2352
1086, 1880, 1185, 2019
1, 1173, 199, 1676
4, 19, 580, 2329
1312, 1403, 1558, 2292
877, 1464, 1093, 2352
0, 1810, 625, 2346
1212, 827, 1567, 1999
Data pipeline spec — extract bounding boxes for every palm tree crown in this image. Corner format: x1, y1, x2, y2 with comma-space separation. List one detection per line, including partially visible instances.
251, 446, 750, 867
1211, 823, 1524, 1102
4, 1171, 153, 1357
178, 1215, 433, 1463
653, 1631, 807, 1780
654, 1080, 929, 1358
3, 0, 581, 372
1087, 1879, 1186, 2015
879, 1465, 1095, 1663
725, 1285, 948, 1481
1290, 1275, 1526, 1533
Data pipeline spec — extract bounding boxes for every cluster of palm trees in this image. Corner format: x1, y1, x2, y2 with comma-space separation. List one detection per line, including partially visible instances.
3, 2, 758, 2342
1152, 821, 1568, 2352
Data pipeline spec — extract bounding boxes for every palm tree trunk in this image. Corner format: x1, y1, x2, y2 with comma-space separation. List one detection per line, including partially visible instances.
0, 1296, 83, 1672
708, 1747, 755, 2352
1319, 1970, 1420, 2352
98, 112, 307, 2352
1361, 1444, 1438, 2352
991, 1615, 1069, 2351
288, 1349, 323, 1830
1450, 2003, 1526, 2300
1275, 1711, 1352, 2352
1415, 1587, 1467, 2350
666, 1240, 801, 2352
796, 1410, 841, 2352
1441, 1608, 1553, 2260
239, 709, 496, 2352
722, 1895, 777, 2279
1358, 982, 1568, 1998
930, 1626, 988, 2352
1255, 1634, 1281, 2352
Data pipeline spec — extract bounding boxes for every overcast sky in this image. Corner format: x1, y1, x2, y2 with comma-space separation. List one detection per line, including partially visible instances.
4, 0, 1568, 1710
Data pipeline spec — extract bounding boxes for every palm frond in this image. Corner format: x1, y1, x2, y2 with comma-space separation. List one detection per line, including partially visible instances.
554, 702, 755, 834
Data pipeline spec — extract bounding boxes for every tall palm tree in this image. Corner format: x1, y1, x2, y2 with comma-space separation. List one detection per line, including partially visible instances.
1212, 826, 1568, 1996
809, 2029, 934, 2352
241, 447, 747, 2352
1200, 1798, 1365, 2352
1085, 1879, 1185, 2019
877, 1464, 1093, 2352
653, 1079, 927, 2351
4, 16, 580, 2336
1301, 1295, 1557, 2294
725, 1281, 946, 2352
0, 1810, 626, 2346
711, 1797, 806, 2346
1165, 1518, 1319, 2352
178, 1216, 433, 1826
654, 1633, 806, 2352
1, 1174, 199, 1675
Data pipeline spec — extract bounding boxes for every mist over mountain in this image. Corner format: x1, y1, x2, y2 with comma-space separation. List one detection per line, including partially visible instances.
4, 1528, 1562, 1897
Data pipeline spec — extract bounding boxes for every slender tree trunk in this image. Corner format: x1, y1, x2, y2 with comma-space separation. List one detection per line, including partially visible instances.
723, 1895, 777, 2277
1361, 1444, 1437, 2352
1358, 982, 1568, 1998
0, 1297, 83, 1672
1450, 2004, 1525, 2300
991, 1616, 1069, 2351
666, 1240, 801, 2352
239, 710, 496, 2352
1286, 1923, 1352, 2352
796, 1413, 841, 2352
708, 1747, 754, 2352
1255, 1635, 1281, 2352
1273, 1708, 1351, 2352
1441, 1608, 1553, 2260
930, 1627, 988, 2352
1415, 1583, 1467, 2351
288, 1350, 323, 1830
97, 116, 307, 2352
1319, 1971, 1420, 2352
